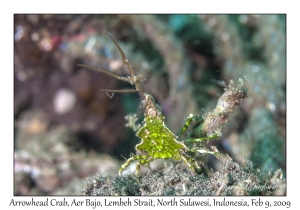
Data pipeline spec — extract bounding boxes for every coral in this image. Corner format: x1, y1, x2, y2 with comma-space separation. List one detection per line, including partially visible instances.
194, 79, 247, 137
83, 156, 285, 196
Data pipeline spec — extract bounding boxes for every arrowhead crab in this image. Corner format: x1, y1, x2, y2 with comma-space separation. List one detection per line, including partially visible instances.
78, 32, 245, 176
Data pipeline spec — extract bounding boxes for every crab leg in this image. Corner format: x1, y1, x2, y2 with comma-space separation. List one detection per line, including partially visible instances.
77, 64, 129, 82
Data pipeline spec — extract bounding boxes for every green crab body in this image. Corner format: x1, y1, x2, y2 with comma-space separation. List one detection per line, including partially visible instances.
119, 94, 200, 175
136, 116, 186, 160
